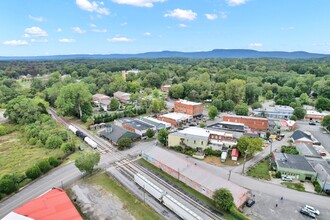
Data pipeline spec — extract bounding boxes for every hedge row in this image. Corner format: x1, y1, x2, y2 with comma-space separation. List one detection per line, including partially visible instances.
93, 108, 146, 124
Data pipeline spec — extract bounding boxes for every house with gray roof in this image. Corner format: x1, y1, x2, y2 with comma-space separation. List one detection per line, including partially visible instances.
291, 130, 313, 144
296, 142, 321, 158
272, 152, 317, 181
100, 124, 140, 145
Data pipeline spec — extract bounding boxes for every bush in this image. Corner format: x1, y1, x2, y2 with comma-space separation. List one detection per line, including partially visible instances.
204, 147, 222, 157
37, 160, 52, 174
199, 123, 206, 128
28, 137, 38, 145
0, 125, 8, 136
60, 142, 75, 154
281, 146, 299, 155
313, 181, 322, 193
290, 115, 297, 121
0, 176, 17, 195
146, 128, 155, 138
275, 171, 282, 178
45, 135, 63, 149
25, 165, 42, 180
118, 138, 132, 150
48, 156, 61, 167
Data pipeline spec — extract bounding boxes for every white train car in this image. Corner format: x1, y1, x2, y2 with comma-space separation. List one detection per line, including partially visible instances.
163, 194, 203, 220
68, 125, 78, 134
134, 173, 164, 202
84, 137, 98, 149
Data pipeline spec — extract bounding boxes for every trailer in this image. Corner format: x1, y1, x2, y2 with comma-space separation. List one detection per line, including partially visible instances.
134, 173, 164, 202
68, 125, 78, 134
163, 194, 203, 220
84, 137, 98, 149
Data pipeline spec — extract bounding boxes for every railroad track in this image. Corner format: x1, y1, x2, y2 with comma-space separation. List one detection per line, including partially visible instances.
116, 159, 222, 220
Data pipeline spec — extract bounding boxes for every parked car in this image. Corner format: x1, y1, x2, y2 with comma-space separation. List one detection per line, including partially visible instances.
304, 205, 320, 215
78, 145, 84, 151
281, 176, 293, 182
300, 207, 316, 219
309, 122, 316, 125
246, 199, 255, 207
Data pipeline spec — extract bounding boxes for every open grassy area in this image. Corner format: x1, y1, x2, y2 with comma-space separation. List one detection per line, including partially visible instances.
247, 158, 271, 180
281, 182, 305, 192
85, 171, 162, 220
0, 131, 65, 178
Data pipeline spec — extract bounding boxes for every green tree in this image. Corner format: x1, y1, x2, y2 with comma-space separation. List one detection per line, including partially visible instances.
245, 83, 262, 105
275, 86, 295, 105
225, 79, 246, 104
45, 135, 63, 149
0, 176, 17, 195
293, 107, 306, 119
48, 156, 60, 167
170, 84, 184, 99
25, 165, 42, 180
37, 160, 52, 174
251, 102, 262, 110
212, 98, 223, 111
222, 100, 235, 112
265, 90, 273, 100
158, 128, 169, 146
118, 138, 133, 150
299, 93, 310, 105
75, 152, 100, 175
146, 128, 155, 138
110, 98, 120, 111
60, 142, 75, 153
212, 188, 234, 211
55, 82, 92, 119
208, 105, 218, 120
321, 115, 330, 130
234, 103, 249, 116
290, 115, 298, 121
4, 96, 47, 125
315, 97, 330, 111
237, 136, 263, 156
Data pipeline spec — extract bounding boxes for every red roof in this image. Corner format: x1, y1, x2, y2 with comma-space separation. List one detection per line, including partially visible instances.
232, 148, 239, 157
13, 188, 82, 220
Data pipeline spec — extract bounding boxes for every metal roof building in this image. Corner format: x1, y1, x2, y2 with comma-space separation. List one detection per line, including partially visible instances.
142, 146, 249, 208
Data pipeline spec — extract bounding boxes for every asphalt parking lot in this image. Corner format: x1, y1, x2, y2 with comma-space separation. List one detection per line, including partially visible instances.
244, 191, 330, 220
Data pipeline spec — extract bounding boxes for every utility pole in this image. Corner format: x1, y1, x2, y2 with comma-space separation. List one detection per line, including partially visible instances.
242, 150, 248, 174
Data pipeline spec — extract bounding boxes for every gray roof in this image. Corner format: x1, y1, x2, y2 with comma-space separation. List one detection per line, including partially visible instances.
125, 119, 154, 131
100, 124, 140, 144
139, 117, 165, 129
171, 132, 209, 141
273, 152, 316, 172
115, 117, 134, 124
314, 163, 330, 183
207, 122, 245, 132
296, 143, 320, 158
206, 127, 243, 139
291, 130, 312, 141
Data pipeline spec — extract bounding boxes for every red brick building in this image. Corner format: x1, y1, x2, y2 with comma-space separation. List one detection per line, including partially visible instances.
223, 115, 268, 131
174, 100, 203, 117
157, 113, 192, 127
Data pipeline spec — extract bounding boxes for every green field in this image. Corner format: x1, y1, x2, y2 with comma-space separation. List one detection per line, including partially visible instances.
247, 158, 271, 180
281, 182, 305, 192
85, 171, 162, 220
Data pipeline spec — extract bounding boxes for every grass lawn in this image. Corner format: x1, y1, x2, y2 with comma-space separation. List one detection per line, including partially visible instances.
0, 131, 65, 178
281, 182, 305, 192
138, 159, 247, 220
247, 158, 271, 180
85, 171, 162, 220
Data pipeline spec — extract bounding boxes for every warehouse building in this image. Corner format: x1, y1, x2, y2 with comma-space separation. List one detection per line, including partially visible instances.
142, 146, 249, 208
223, 115, 268, 131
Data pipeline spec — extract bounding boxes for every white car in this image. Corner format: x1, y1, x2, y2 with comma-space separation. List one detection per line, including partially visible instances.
281, 176, 293, 182
305, 205, 320, 215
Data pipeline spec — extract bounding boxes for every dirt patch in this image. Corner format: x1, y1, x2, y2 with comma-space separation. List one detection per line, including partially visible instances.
204, 156, 223, 166
71, 183, 135, 220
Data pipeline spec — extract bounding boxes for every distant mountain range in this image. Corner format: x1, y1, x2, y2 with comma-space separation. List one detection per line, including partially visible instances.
1, 49, 330, 60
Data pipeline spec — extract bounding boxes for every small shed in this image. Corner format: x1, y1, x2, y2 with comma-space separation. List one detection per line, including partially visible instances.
231, 148, 239, 161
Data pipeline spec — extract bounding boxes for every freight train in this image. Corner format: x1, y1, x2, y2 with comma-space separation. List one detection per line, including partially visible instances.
68, 125, 98, 150
134, 173, 203, 220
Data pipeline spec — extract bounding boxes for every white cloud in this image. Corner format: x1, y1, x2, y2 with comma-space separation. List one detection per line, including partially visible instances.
226, 0, 248, 6
219, 11, 228, 19
205, 14, 218, 20
3, 40, 29, 46
31, 38, 48, 43
28, 15, 44, 22
91, 28, 107, 33
76, 0, 110, 15
72, 26, 86, 34
112, 0, 164, 8
144, 32, 151, 36
179, 24, 187, 28
107, 37, 134, 42
24, 26, 48, 37
120, 22, 128, 26
58, 38, 76, 43
249, 43, 263, 48
57, 28, 62, 32
164, 9, 197, 21
89, 23, 97, 28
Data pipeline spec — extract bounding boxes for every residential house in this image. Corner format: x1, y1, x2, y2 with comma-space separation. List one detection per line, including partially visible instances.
161, 85, 171, 93
157, 112, 193, 126
253, 105, 294, 119
174, 99, 203, 117
100, 124, 140, 145
272, 152, 317, 181
92, 93, 111, 111
291, 130, 313, 145
113, 91, 131, 104
223, 115, 268, 131
304, 110, 328, 121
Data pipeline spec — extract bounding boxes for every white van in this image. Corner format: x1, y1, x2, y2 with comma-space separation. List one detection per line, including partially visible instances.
221, 152, 228, 162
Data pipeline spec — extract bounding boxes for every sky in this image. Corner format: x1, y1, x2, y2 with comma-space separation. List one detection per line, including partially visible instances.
0, 0, 330, 56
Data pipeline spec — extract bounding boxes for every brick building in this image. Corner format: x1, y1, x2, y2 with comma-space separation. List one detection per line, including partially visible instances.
157, 112, 192, 127
174, 99, 203, 117
223, 115, 268, 131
